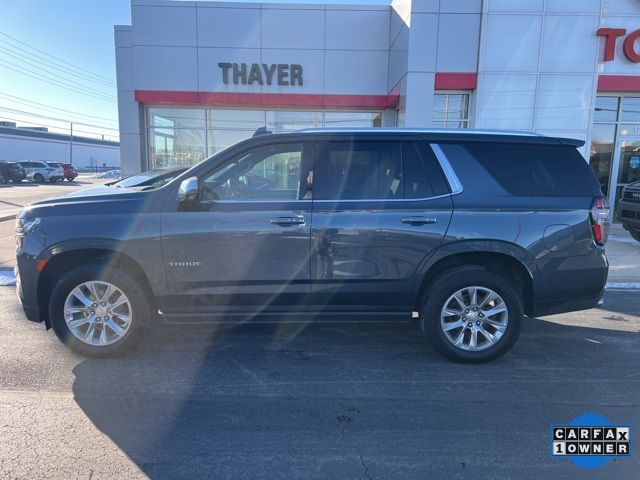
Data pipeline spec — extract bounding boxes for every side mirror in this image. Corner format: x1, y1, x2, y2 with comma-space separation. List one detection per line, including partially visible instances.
177, 176, 199, 202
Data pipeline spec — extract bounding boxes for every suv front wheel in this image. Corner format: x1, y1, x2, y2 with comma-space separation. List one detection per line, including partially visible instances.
421, 266, 523, 363
49, 264, 150, 357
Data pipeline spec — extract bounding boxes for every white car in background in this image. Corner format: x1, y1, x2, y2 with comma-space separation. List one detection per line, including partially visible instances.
92, 169, 121, 179
18, 161, 64, 183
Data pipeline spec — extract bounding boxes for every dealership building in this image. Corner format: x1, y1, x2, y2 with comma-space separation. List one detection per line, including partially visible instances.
115, 0, 640, 211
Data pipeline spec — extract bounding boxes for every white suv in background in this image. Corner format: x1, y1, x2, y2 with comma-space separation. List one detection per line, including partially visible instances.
18, 161, 64, 183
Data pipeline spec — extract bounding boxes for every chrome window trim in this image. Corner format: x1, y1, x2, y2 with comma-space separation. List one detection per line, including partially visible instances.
312, 194, 451, 203
199, 194, 451, 205
430, 143, 464, 195
296, 127, 542, 137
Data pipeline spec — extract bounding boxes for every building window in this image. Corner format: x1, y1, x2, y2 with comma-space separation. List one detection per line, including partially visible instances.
433, 93, 470, 128
145, 107, 383, 169
590, 95, 640, 207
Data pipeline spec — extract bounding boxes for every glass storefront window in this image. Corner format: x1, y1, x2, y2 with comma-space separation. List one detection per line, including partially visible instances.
620, 97, 640, 123
148, 108, 205, 129
433, 93, 469, 128
145, 107, 384, 169
591, 95, 640, 215
594, 96, 619, 122
589, 123, 616, 196
266, 111, 322, 132
618, 140, 640, 185
148, 127, 206, 169
207, 109, 264, 130
324, 112, 382, 127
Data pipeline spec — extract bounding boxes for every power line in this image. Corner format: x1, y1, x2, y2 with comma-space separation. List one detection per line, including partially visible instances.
0, 106, 120, 131
0, 44, 116, 89
0, 31, 116, 84
0, 57, 116, 100
0, 60, 116, 102
0, 118, 119, 140
0, 91, 119, 124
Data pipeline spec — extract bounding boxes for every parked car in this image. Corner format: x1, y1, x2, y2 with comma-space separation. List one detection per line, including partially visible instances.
92, 169, 121, 179
58, 163, 78, 182
46, 163, 67, 182
18, 161, 64, 183
15, 128, 609, 362
617, 180, 640, 242
0, 161, 26, 183
109, 167, 188, 189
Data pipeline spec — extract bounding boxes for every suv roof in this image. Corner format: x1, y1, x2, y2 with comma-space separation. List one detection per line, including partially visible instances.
292, 128, 585, 147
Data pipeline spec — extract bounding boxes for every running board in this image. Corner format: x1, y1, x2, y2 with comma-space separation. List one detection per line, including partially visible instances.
161, 310, 412, 325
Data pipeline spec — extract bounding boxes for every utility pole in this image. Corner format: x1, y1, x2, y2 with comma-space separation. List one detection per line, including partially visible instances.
69, 123, 73, 166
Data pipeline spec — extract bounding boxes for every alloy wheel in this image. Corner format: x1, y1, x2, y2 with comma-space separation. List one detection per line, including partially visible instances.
440, 286, 509, 352
63, 281, 133, 346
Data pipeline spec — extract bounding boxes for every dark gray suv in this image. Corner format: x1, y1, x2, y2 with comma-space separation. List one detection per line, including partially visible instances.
15, 129, 609, 362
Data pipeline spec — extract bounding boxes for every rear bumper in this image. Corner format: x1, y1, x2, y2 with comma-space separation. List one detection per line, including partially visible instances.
532, 290, 605, 317
531, 246, 608, 318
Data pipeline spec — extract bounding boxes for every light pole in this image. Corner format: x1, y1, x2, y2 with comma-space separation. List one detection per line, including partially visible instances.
69, 122, 73, 166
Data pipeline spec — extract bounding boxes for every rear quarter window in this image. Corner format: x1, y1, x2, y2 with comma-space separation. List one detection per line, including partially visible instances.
465, 143, 593, 196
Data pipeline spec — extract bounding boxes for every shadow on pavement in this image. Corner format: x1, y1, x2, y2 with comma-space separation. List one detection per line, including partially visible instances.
71, 315, 640, 479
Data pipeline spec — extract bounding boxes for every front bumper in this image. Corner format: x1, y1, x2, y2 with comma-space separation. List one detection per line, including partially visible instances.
15, 266, 41, 323
617, 198, 640, 229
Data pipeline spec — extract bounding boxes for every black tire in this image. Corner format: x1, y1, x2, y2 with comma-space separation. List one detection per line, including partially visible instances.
49, 263, 151, 357
33, 173, 45, 183
420, 266, 523, 363
12, 179, 22, 183
630, 229, 640, 243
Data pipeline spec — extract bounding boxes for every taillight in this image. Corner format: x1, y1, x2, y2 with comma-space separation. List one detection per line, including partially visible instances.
590, 197, 610, 246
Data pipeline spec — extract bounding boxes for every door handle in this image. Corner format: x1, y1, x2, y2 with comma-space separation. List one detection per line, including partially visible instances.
401, 216, 437, 226
270, 216, 306, 226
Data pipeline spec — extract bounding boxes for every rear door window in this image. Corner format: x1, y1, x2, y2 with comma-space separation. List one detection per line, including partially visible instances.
465, 143, 593, 196
316, 140, 446, 201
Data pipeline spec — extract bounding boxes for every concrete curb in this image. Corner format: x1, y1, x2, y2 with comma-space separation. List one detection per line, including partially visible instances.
0, 213, 17, 222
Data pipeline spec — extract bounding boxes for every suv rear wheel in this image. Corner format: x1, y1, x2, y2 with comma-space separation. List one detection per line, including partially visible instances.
421, 266, 523, 363
49, 263, 150, 357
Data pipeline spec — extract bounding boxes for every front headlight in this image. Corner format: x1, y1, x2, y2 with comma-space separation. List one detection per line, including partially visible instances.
15, 217, 41, 237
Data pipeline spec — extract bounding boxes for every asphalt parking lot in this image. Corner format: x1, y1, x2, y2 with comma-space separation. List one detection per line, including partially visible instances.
0, 286, 639, 479
0, 178, 639, 478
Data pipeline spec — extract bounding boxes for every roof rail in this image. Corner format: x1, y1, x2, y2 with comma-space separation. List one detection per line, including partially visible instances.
252, 127, 273, 137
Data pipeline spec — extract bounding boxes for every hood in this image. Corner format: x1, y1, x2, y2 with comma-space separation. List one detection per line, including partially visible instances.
23, 185, 151, 217
36, 184, 148, 201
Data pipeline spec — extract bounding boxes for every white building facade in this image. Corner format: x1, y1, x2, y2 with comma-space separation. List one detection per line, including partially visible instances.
115, 0, 640, 211
0, 127, 120, 170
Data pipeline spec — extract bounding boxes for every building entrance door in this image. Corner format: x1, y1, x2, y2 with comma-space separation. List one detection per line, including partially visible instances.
610, 126, 640, 215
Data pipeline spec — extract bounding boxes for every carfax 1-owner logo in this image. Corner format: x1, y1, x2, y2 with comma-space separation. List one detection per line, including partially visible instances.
551, 413, 632, 468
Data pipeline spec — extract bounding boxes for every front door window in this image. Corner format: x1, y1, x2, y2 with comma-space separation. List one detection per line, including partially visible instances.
201, 143, 310, 202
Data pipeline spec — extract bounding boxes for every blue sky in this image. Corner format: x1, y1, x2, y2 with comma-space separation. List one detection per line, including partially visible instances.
0, 1, 131, 140
0, 0, 390, 141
